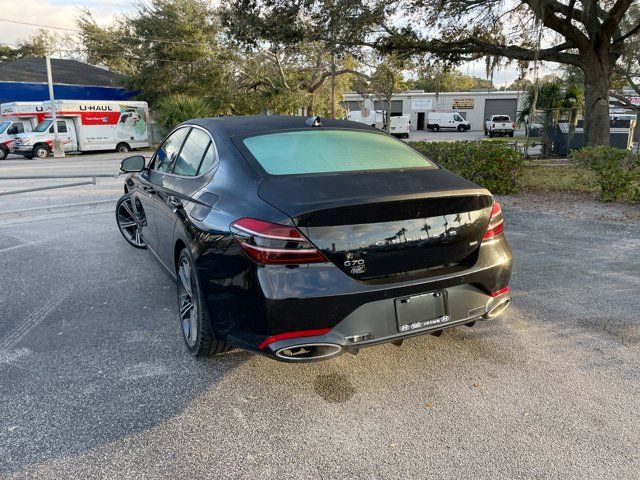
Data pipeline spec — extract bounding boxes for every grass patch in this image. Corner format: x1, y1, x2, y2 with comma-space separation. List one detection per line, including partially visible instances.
520, 164, 597, 193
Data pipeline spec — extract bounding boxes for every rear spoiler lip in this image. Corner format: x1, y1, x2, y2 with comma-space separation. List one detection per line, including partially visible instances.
278, 189, 493, 220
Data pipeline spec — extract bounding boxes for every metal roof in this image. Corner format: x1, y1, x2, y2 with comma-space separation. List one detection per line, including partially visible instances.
0, 57, 125, 87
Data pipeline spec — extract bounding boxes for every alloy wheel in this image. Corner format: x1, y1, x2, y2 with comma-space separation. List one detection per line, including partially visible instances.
178, 257, 198, 347
116, 196, 145, 248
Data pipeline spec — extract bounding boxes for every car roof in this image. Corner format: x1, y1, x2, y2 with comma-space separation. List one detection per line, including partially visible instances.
186, 115, 380, 138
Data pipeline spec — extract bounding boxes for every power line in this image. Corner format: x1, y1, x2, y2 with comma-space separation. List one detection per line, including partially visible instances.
0, 17, 220, 48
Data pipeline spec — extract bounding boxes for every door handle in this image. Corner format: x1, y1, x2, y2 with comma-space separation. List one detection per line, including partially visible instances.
168, 196, 183, 209
142, 185, 156, 194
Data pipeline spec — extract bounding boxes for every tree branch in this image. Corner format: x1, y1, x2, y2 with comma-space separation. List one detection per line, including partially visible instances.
601, 0, 633, 38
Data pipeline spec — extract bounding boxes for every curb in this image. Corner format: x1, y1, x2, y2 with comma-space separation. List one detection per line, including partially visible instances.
0, 199, 116, 220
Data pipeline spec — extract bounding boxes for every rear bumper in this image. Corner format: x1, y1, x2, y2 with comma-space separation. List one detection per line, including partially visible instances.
263, 285, 512, 362
214, 234, 512, 359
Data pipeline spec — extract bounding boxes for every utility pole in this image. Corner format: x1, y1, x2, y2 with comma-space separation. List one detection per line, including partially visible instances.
46, 55, 64, 158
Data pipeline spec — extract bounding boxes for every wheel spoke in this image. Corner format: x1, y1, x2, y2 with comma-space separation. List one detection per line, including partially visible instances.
134, 227, 141, 245
189, 309, 198, 342
180, 300, 193, 318
119, 220, 136, 228
121, 201, 135, 219
178, 265, 192, 296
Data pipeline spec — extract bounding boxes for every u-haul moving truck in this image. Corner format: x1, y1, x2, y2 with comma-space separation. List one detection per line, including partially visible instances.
0, 102, 44, 159
13, 100, 150, 159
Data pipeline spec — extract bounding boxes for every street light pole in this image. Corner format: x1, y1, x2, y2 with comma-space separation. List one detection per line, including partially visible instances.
45, 55, 64, 158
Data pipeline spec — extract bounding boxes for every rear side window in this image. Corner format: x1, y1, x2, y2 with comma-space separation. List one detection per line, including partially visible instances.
198, 142, 216, 174
243, 130, 436, 175
173, 128, 211, 176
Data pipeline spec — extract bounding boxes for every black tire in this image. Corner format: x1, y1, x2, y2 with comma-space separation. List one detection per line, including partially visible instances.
176, 247, 229, 357
484, 129, 488, 136
509, 131, 514, 137
489, 131, 494, 138
457, 125, 465, 132
116, 142, 131, 153
433, 125, 440, 132
0, 145, 8, 160
33, 144, 50, 159
115, 194, 146, 249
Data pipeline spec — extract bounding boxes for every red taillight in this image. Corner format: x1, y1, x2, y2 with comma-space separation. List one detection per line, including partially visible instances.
512, 123, 515, 129
258, 328, 331, 350
231, 217, 326, 265
492, 123, 496, 128
483, 201, 504, 240
490, 286, 510, 297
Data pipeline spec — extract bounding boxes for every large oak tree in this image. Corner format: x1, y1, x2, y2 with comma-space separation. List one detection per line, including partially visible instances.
227, 0, 640, 146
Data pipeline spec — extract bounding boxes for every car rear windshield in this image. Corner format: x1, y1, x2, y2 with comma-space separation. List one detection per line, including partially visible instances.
242, 130, 436, 175
493, 116, 510, 122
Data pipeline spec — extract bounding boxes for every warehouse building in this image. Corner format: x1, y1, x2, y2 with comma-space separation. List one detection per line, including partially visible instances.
0, 57, 135, 104
342, 90, 525, 131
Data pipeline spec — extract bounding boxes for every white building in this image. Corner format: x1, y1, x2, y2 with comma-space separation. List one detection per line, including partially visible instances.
342, 90, 525, 131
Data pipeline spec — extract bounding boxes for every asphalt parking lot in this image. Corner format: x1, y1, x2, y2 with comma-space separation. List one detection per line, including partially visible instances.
1, 153, 639, 478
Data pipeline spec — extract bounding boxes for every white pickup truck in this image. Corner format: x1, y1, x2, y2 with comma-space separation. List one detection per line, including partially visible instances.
485, 115, 515, 137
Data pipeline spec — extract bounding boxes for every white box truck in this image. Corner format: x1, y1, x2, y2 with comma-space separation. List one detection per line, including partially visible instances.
0, 102, 44, 159
13, 100, 150, 159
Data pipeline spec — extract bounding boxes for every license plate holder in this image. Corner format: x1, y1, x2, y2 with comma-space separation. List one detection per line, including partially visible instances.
395, 291, 449, 333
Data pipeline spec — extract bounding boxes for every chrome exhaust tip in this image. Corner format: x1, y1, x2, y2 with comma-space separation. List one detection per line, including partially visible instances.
275, 343, 342, 361
484, 298, 511, 319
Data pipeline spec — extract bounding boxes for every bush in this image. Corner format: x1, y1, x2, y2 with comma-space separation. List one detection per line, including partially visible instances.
409, 141, 524, 195
569, 146, 639, 202
155, 94, 215, 131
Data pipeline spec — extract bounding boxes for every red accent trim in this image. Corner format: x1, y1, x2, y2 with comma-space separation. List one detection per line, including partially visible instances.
43, 111, 122, 126
259, 328, 331, 350
490, 286, 510, 297
1, 139, 14, 145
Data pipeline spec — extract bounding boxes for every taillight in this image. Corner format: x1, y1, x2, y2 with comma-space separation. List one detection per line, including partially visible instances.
483, 201, 504, 240
230, 217, 326, 265
492, 123, 496, 128
512, 123, 515, 129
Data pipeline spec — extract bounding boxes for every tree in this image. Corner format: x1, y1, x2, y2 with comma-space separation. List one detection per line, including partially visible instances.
235, 0, 640, 146
410, 68, 493, 92
221, 0, 370, 117
356, 60, 407, 132
78, 0, 237, 110
0, 29, 70, 62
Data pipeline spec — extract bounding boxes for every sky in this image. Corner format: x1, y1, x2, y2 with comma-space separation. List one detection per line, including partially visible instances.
0, 0, 557, 87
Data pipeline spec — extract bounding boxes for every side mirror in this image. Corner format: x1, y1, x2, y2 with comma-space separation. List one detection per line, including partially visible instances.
120, 155, 146, 173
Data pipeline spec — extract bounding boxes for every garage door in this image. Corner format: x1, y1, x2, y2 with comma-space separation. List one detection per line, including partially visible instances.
483, 99, 518, 122
374, 100, 403, 114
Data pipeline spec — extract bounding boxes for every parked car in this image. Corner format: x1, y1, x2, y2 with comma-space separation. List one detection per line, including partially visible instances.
116, 115, 513, 362
485, 115, 515, 137
0, 102, 42, 160
426, 111, 471, 132
345, 109, 384, 128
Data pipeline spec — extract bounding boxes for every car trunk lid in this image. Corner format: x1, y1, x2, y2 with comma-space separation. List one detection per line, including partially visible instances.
258, 169, 493, 283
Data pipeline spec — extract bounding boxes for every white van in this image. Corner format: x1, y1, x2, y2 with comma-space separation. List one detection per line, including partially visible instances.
0, 102, 43, 159
13, 100, 150, 159
388, 115, 411, 138
426, 111, 471, 132
346, 110, 384, 128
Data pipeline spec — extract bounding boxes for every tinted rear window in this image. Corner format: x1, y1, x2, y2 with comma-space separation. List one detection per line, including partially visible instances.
243, 130, 436, 175
493, 116, 510, 122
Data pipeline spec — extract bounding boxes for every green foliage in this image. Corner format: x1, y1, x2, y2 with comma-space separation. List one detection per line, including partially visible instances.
409, 141, 524, 195
570, 146, 640, 202
410, 70, 492, 92
155, 94, 215, 130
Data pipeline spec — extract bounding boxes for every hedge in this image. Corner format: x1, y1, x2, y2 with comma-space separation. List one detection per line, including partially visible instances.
409, 141, 524, 195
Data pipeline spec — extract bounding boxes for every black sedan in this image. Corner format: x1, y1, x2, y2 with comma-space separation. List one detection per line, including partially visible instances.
116, 115, 513, 362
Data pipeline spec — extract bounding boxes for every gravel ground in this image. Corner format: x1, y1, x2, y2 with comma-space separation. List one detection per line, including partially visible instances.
0, 182, 639, 478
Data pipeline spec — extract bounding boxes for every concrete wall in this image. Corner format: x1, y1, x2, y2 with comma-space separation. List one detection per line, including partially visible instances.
342, 90, 525, 131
